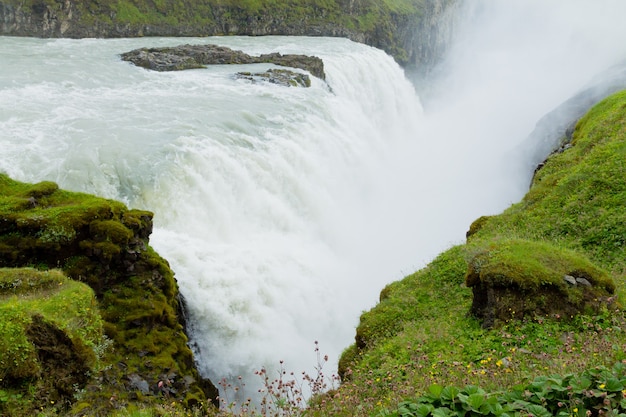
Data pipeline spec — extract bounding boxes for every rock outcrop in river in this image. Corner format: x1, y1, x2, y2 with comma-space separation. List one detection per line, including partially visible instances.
121, 43, 324, 84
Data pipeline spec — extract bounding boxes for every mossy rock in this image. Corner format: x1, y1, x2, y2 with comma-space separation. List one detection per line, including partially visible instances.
466, 215, 492, 239
0, 175, 218, 415
465, 239, 616, 328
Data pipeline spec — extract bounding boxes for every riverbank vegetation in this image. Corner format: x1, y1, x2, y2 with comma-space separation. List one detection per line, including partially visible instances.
0, 91, 624, 416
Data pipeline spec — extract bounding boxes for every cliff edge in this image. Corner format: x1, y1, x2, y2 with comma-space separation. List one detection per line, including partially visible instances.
0, 0, 457, 68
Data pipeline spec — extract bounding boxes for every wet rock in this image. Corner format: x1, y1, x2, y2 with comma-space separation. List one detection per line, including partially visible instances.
121, 43, 325, 80
236, 68, 311, 87
127, 373, 150, 395
564, 275, 577, 286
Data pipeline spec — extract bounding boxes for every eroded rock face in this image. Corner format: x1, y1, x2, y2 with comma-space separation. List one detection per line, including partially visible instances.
26, 314, 92, 399
121, 43, 326, 80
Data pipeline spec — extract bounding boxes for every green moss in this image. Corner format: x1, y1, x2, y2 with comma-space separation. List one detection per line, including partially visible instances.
352, 245, 469, 352
466, 215, 492, 239
465, 239, 614, 293
90, 219, 134, 244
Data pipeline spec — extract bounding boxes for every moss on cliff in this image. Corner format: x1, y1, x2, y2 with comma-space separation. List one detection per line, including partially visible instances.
0, 175, 217, 416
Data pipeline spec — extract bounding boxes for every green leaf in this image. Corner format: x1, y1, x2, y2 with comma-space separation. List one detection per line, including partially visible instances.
414, 404, 435, 417
524, 404, 552, 417
483, 401, 504, 416
462, 385, 484, 396
432, 407, 453, 417
441, 386, 460, 403
466, 393, 485, 411
571, 376, 592, 391
605, 377, 625, 392
612, 362, 626, 376
429, 384, 444, 399
397, 401, 420, 417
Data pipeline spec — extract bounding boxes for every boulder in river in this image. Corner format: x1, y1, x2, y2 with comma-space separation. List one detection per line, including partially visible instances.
121, 43, 326, 81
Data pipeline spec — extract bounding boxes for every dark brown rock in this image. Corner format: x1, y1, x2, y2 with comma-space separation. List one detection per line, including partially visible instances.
121, 43, 326, 79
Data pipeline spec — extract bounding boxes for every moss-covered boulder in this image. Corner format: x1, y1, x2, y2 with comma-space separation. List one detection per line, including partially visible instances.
0, 175, 218, 416
465, 239, 616, 328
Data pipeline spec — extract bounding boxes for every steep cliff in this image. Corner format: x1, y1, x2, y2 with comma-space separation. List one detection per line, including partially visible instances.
0, 0, 457, 68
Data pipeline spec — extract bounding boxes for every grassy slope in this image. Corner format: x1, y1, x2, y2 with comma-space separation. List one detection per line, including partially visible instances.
318, 90, 626, 416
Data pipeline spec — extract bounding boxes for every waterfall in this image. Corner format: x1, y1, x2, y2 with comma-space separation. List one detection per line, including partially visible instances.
1, 0, 626, 403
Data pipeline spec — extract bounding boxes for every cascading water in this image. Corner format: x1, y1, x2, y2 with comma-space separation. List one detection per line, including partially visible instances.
2, 0, 626, 405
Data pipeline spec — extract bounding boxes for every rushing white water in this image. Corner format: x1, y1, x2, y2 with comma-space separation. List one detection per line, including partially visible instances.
2, 0, 626, 403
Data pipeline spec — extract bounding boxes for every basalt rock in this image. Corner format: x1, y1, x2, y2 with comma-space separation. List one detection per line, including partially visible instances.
121, 43, 326, 80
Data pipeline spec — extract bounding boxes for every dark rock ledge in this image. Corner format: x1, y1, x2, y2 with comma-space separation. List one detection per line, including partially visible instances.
121, 44, 325, 86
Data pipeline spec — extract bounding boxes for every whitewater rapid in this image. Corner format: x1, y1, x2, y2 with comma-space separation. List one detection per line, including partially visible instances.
2, 0, 626, 403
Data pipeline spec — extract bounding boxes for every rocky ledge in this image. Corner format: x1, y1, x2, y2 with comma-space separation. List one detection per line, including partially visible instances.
121, 44, 325, 84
